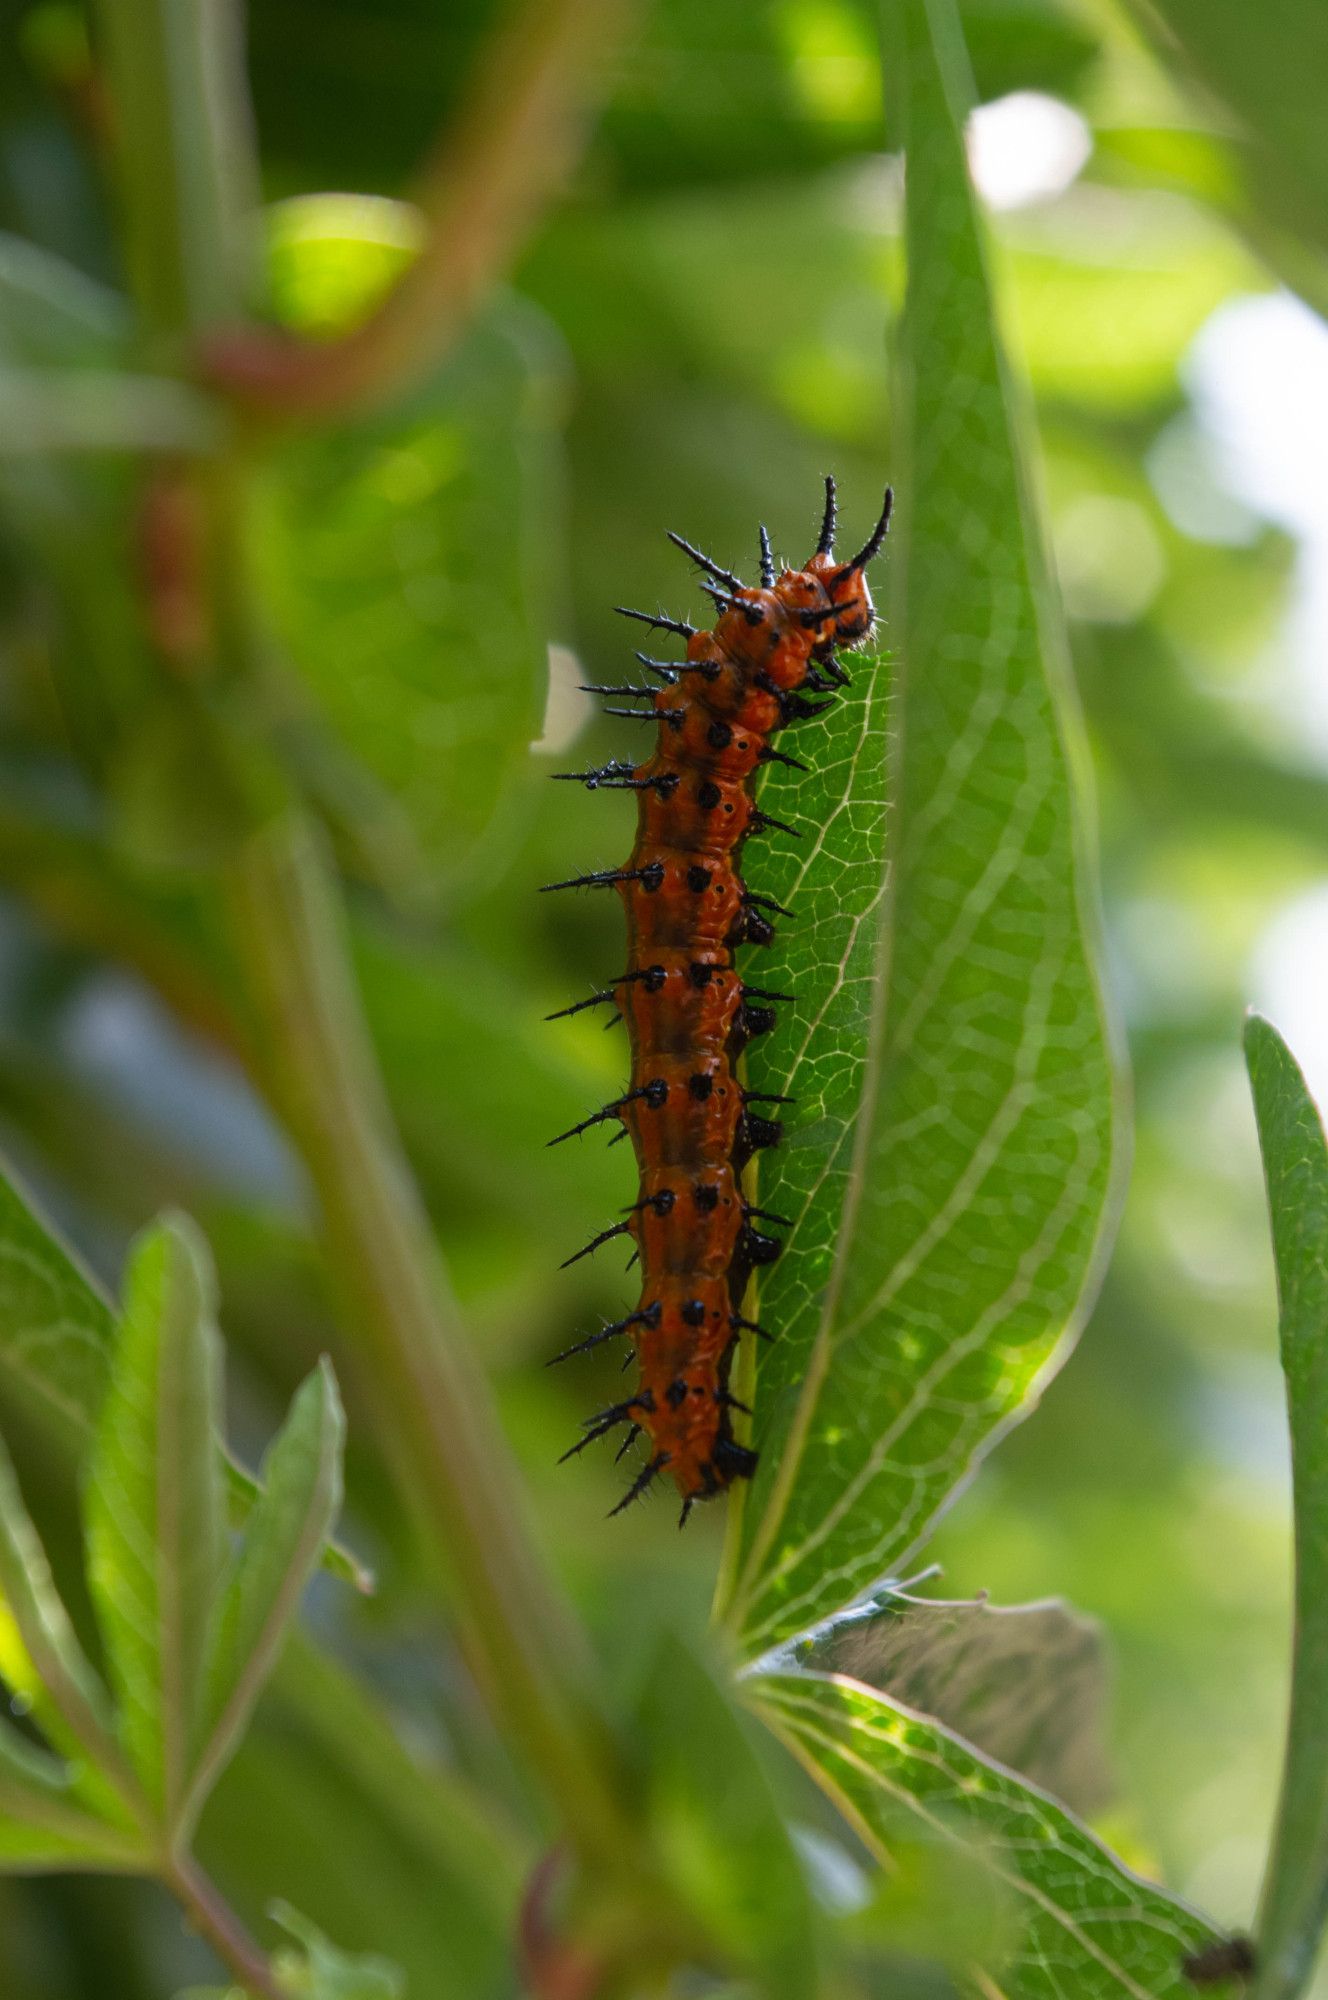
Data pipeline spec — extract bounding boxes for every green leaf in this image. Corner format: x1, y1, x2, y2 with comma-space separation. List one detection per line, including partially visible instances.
0, 1426, 119, 1773
635, 1638, 816, 2000
85, 1214, 224, 1828
807, 1591, 1111, 1817
189, 1360, 345, 1822
0, 367, 216, 453
722, 0, 1117, 1656
0, 230, 126, 368
268, 1900, 405, 2000
1118, 0, 1328, 313
0, 1153, 366, 1590
0, 1163, 116, 1458
109, 685, 291, 874
753, 1671, 1239, 1999
1244, 1015, 1328, 2000
0, 1713, 143, 1871
255, 211, 562, 899
210, 1633, 523, 1996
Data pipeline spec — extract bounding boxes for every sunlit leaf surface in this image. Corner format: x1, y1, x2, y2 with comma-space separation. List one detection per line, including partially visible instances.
725, 0, 1116, 1657
754, 1671, 1239, 2000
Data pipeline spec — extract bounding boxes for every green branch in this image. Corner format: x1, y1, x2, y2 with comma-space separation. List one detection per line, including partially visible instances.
223, 814, 636, 1869
201, 0, 634, 424
90, 0, 650, 1896
92, 0, 259, 341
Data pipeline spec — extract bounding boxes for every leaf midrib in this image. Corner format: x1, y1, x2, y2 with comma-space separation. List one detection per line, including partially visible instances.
729, 655, 902, 1636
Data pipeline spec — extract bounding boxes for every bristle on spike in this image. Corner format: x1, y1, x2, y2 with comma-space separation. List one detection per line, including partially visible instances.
758, 524, 776, 588
614, 605, 696, 639
668, 531, 743, 594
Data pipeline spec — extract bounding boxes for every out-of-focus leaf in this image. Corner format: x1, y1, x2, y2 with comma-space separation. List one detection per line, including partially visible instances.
1093, 122, 1244, 210
189, 1361, 345, 1820
0, 1714, 141, 1870
0, 232, 126, 364
356, 923, 626, 1251
1006, 196, 1265, 415
0, 1155, 366, 1588
0, 1160, 113, 1459
269, 1900, 404, 1999
255, 204, 563, 899
808, 1590, 1112, 1815
266, 194, 421, 336
959, 0, 1099, 103
754, 1671, 1241, 1998
85, 1214, 224, 1826
635, 1637, 816, 2000
109, 688, 291, 875
1244, 1016, 1328, 2000
1119, 0, 1328, 311
722, 0, 1117, 1658
0, 368, 216, 452
0, 233, 154, 750
838, 1826, 1015, 1990
0, 1427, 118, 1772
205, 1638, 520, 1998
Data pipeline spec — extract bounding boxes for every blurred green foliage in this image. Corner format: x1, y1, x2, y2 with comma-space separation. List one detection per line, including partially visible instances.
0, 0, 1325, 1992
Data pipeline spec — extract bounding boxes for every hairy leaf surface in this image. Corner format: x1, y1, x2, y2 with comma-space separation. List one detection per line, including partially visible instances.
808, 1590, 1111, 1817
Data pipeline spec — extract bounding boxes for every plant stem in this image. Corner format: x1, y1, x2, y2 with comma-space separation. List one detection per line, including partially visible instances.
202, 0, 633, 424
91, 0, 259, 342
95, 0, 648, 1904
223, 814, 635, 1870
165, 1852, 283, 1999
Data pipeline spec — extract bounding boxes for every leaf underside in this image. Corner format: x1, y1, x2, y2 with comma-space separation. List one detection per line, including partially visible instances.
810, 1590, 1112, 1818
754, 1671, 1239, 2000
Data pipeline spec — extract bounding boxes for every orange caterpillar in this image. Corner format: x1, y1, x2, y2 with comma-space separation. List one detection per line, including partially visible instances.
547, 477, 892, 1521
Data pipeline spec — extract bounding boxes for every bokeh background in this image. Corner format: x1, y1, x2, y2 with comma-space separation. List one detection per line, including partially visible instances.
0, 0, 1325, 1991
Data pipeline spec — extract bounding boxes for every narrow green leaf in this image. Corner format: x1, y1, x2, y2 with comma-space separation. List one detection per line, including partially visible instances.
754, 1671, 1239, 1999
0, 367, 217, 452
0, 229, 127, 364
635, 1638, 817, 2000
0, 1715, 143, 1871
725, 0, 1117, 1656
0, 1153, 367, 1589
0, 1427, 118, 1771
808, 1591, 1111, 1817
85, 1214, 224, 1828
1244, 1014, 1328, 2000
0, 1161, 114, 1457
189, 1359, 345, 1822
